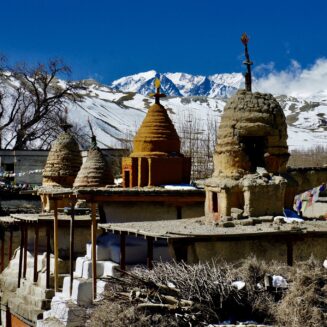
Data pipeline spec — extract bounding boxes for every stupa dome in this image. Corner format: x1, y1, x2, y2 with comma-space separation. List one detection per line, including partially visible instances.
74, 146, 114, 188
213, 89, 289, 178
131, 102, 181, 157
42, 131, 82, 187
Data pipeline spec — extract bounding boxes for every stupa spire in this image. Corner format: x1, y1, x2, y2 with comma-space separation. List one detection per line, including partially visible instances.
149, 77, 166, 104
60, 107, 73, 132
241, 32, 253, 92
88, 118, 97, 149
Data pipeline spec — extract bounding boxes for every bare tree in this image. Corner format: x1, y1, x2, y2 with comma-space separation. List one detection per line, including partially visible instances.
0, 58, 84, 149
177, 111, 218, 180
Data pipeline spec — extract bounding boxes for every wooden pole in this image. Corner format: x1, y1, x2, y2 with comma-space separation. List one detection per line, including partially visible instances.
147, 237, 154, 270
33, 223, 39, 283
46, 223, 50, 289
69, 200, 76, 296
287, 239, 293, 266
91, 202, 97, 301
53, 200, 59, 292
18, 224, 24, 288
120, 232, 126, 271
23, 223, 28, 279
1, 231, 5, 272
8, 229, 13, 261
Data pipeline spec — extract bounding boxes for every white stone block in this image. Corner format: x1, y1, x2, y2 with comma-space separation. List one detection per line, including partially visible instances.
96, 280, 107, 298
49, 294, 85, 325
74, 256, 86, 278
1, 309, 7, 327
102, 261, 119, 277
62, 277, 72, 299
71, 279, 92, 306
81, 260, 104, 279
42, 310, 52, 320
86, 243, 111, 261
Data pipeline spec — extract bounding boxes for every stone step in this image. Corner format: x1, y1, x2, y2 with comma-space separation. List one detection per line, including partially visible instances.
37, 273, 70, 289
8, 297, 44, 323
42, 295, 87, 326
36, 316, 65, 327
20, 294, 52, 311
74, 258, 119, 279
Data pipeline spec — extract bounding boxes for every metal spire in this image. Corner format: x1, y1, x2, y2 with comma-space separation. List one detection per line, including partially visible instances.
61, 107, 73, 132
88, 118, 97, 148
241, 33, 253, 92
149, 77, 166, 104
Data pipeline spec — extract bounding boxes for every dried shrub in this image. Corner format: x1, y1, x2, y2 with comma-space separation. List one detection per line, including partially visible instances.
275, 258, 327, 327
288, 146, 327, 168
88, 300, 177, 327
134, 260, 236, 313
87, 257, 327, 327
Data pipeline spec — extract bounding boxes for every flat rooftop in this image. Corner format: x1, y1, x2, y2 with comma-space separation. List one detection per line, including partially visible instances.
99, 217, 327, 240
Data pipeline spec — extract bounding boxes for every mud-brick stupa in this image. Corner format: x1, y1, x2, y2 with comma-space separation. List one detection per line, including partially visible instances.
41, 123, 82, 211
205, 33, 290, 219
122, 79, 191, 187
74, 131, 114, 188
42, 124, 82, 188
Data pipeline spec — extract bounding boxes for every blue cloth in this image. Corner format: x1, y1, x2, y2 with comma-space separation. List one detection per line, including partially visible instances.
284, 208, 301, 218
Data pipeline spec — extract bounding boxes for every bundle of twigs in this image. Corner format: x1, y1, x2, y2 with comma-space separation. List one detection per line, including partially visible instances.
88, 258, 327, 327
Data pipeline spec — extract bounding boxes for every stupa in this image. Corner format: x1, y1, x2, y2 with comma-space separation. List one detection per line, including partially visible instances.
74, 129, 114, 188
205, 33, 290, 219
41, 123, 82, 211
42, 123, 82, 188
122, 78, 191, 187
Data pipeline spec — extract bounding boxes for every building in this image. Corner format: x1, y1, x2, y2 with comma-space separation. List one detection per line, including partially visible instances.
121, 79, 191, 187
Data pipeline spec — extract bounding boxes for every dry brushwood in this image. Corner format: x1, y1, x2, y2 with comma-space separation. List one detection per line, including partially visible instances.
88, 258, 327, 327
275, 258, 327, 327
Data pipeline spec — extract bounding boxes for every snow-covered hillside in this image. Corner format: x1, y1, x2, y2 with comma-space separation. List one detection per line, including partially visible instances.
1, 70, 326, 151
71, 76, 327, 151
111, 70, 244, 98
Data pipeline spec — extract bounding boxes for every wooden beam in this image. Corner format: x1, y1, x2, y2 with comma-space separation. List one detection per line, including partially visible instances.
69, 200, 76, 296
33, 223, 39, 283
120, 233, 126, 271
23, 223, 28, 279
53, 200, 59, 292
46, 223, 50, 289
1, 231, 4, 272
8, 229, 13, 262
287, 239, 293, 266
18, 224, 24, 288
91, 202, 97, 301
147, 237, 154, 270
77, 194, 204, 204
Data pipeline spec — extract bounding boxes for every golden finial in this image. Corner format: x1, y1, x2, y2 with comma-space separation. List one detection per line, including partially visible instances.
154, 78, 161, 90
241, 32, 249, 46
148, 76, 166, 104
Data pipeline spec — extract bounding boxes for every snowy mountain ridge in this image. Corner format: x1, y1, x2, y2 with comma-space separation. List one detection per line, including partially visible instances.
0, 70, 326, 152
111, 70, 244, 98
70, 76, 327, 151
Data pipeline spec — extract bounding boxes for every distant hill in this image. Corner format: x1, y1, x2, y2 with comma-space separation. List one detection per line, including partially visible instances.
1, 71, 327, 151
111, 70, 244, 98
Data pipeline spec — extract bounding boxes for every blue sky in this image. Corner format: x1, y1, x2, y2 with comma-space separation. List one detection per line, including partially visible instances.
0, 0, 326, 83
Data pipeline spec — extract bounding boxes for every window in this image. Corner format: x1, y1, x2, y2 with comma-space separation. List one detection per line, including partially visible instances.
212, 192, 218, 213
123, 170, 130, 188
240, 136, 266, 172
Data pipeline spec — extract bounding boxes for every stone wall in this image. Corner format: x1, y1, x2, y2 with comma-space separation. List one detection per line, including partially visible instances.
103, 202, 204, 223
0, 150, 48, 185
186, 235, 327, 264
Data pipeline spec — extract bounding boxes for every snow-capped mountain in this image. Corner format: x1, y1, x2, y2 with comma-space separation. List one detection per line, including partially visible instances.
1, 71, 326, 152
111, 71, 244, 98
68, 77, 327, 151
